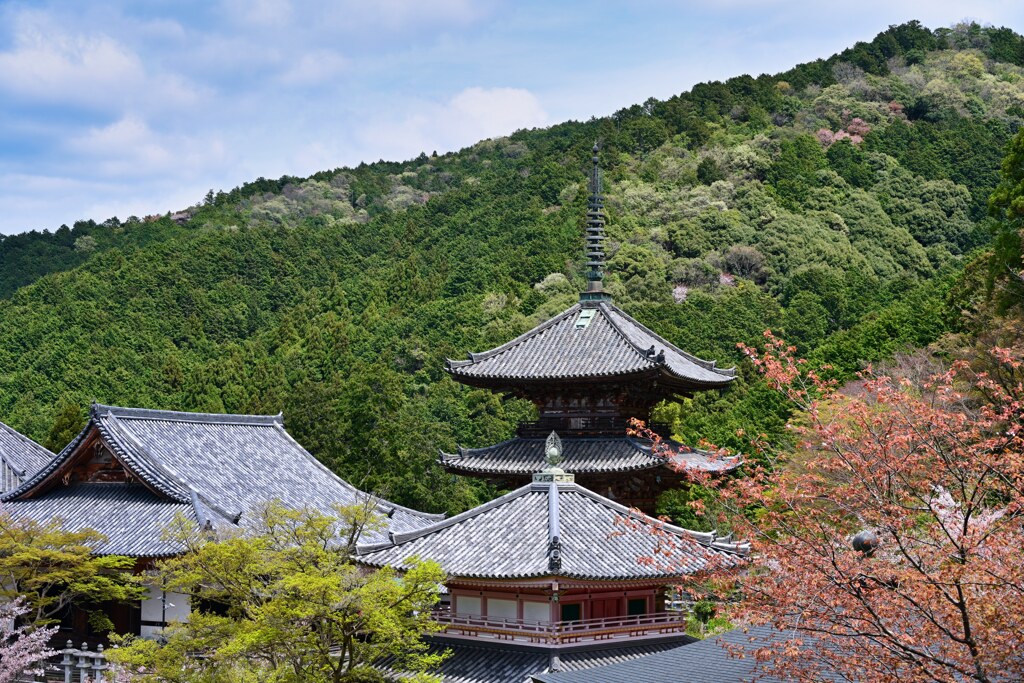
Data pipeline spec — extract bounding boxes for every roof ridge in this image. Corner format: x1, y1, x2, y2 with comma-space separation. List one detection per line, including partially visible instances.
604, 304, 737, 378
357, 484, 535, 553
92, 403, 284, 427
98, 413, 193, 503
0, 416, 97, 501
271, 423, 444, 523
0, 421, 54, 472
547, 482, 561, 573
441, 436, 521, 459
189, 488, 241, 528
566, 483, 750, 556
596, 303, 661, 369
0, 449, 25, 478
447, 304, 581, 368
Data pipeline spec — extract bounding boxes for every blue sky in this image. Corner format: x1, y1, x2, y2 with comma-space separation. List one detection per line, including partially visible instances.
1, 1, 1023, 235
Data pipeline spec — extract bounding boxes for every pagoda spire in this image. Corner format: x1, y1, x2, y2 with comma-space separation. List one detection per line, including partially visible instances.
581, 142, 612, 304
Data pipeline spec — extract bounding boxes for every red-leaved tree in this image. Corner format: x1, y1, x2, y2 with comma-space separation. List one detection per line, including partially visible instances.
639, 332, 1024, 682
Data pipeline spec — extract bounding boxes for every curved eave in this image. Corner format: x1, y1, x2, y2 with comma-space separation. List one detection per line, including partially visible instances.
94, 414, 193, 502
600, 303, 737, 380
2, 414, 192, 504
355, 482, 749, 581
444, 301, 736, 390
439, 455, 665, 477
356, 564, 724, 583
445, 365, 732, 394
1, 418, 97, 501
436, 438, 667, 475
438, 438, 743, 478
357, 550, 744, 582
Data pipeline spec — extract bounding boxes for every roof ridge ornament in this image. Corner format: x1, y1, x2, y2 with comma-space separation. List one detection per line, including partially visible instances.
533, 431, 574, 484
580, 142, 613, 306
545, 431, 563, 467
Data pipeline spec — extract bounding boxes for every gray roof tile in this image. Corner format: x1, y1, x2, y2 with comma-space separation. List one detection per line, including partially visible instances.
447, 303, 734, 388
3, 405, 442, 553
440, 437, 739, 476
357, 481, 746, 581
1, 483, 192, 557
0, 422, 54, 491
388, 638, 689, 683
530, 625, 842, 683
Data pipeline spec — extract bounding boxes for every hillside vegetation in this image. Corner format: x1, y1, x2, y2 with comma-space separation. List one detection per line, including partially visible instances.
1, 21, 1022, 515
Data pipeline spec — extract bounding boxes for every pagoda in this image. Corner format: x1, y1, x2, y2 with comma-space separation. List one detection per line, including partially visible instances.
359, 442, 747, 680
441, 145, 738, 513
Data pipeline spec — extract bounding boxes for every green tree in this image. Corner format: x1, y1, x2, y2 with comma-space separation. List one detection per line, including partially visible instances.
43, 400, 86, 452
767, 134, 828, 207
988, 128, 1024, 312
696, 156, 725, 185
783, 291, 830, 352
107, 502, 446, 683
0, 512, 144, 630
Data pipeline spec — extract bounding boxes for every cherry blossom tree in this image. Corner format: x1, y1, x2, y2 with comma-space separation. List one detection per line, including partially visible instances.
0, 598, 56, 683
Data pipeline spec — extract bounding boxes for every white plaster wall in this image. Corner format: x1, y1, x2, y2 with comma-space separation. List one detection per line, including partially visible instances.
140, 584, 190, 640
455, 595, 481, 616
522, 600, 549, 623
487, 598, 517, 619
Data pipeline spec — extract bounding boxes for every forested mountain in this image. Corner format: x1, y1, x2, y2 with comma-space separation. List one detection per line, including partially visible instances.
1, 21, 1022, 516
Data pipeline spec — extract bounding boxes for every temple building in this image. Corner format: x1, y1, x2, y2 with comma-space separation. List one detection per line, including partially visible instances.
0, 420, 54, 493
360, 438, 748, 682
1, 403, 441, 639
442, 145, 738, 513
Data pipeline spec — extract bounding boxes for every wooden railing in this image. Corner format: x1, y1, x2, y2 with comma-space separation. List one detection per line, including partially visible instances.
431, 610, 688, 645
516, 417, 669, 438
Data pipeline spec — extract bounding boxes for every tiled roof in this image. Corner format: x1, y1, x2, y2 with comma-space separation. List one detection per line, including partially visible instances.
386, 637, 689, 683
1, 483, 194, 557
447, 302, 734, 389
357, 481, 747, 581
0, 421, 54, 491
440, 437, 739, 476
530, 625, 842, 683
3, 404, 442, 551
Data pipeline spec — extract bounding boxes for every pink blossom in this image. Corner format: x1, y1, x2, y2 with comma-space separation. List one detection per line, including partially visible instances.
0, 598, 56, 683
845, 117, 871, 137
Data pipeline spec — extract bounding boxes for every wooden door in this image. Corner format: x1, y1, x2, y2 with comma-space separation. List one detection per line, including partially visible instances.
590, 598, 620, 620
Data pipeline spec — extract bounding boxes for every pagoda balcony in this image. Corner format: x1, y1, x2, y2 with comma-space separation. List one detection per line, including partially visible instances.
516, 416, 670, 438
430, 610, 688, 646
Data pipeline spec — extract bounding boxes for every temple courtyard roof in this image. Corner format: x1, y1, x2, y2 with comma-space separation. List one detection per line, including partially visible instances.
2, 404, 442, 555
357, 477, 746, 582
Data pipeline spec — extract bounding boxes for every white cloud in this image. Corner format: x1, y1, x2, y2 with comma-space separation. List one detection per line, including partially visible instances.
68, 115, 227, 178
360, 86, 549, 161
279, 49, 349, 85
0, 10, 202, 112
298, 0, 485, 34
221, 0, 293, 27
339, 0, 484, 30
